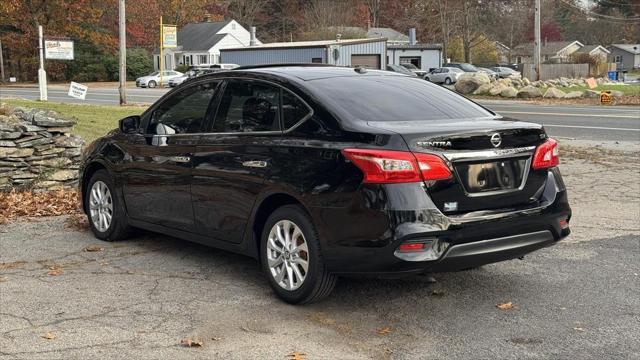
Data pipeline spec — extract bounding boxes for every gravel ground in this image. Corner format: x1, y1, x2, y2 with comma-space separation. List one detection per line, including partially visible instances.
1, 140, 638, 360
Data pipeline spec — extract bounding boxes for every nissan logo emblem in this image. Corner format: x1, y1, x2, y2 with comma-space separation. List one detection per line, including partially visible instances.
490, 133, 502, 148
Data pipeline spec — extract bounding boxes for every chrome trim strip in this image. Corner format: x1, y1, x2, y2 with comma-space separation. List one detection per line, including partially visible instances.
442, 146, 536, 162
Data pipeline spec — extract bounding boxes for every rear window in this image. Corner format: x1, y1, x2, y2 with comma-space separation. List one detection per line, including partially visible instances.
310, 76, 494, 122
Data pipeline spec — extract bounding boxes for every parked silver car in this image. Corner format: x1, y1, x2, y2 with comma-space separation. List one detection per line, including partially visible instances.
491, 66, 521, 78
424, 67, 464, 84
385, 64, 418, 77
400, 63, 428, 78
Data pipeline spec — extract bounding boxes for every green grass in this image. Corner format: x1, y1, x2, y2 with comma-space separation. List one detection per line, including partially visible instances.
556, 84, 640, 96
1, 99, 148, 143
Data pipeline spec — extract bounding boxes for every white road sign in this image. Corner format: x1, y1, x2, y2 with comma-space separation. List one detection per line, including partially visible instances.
68, 82, 88, 100
44, 40, 74, 60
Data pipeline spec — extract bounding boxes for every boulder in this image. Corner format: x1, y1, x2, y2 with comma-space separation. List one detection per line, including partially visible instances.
584, 90, 600, 98
473, 83, 492, 95
500, 87, 518, 98
489, 84, 507, 96
50, 170, 78, 181
454, 72, 491, 94
517, 85, 543, 98
522, 77, 531, 86
543, 88, 566, 98
564, 91, 584, 99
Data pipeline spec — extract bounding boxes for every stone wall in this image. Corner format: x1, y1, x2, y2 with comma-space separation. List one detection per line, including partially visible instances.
0, 105, 84, 191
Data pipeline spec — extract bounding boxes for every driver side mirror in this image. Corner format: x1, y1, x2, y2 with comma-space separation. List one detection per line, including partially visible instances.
119, 115, 140, 134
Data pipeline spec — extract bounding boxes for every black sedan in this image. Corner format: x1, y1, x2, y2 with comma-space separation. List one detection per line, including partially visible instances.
80, 65, 571, 304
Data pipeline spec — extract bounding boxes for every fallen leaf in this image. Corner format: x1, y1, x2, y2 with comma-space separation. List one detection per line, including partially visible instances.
180, 338, 203, 347
0, 261, 27, 270
0, 189, 80, 224
431, 289, 446, 297
496, 302, 514, 310
286, 352, 307, 360
573, 327, 585, 332
376, 327, 393, 335
211, 337, 221, 341
42, 332, 56, 340
0, 276, 8, 283
47, 265, 63, 276
84, 245, 103, 252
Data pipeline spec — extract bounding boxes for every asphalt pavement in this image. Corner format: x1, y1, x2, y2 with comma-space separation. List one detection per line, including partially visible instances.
1, 85, 639, 141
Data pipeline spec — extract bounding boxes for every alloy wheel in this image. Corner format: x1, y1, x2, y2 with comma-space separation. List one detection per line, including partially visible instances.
89, 180, 114, 232
266, 220, 309, 291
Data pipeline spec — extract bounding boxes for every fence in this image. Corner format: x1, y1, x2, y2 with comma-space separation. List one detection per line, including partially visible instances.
521, 63, 590, 80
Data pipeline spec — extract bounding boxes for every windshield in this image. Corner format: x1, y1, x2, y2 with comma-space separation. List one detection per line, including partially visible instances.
459, 64, 479, 72
148, 71, 159, 76
311, 76, 494, 122
401, 63, 418, 70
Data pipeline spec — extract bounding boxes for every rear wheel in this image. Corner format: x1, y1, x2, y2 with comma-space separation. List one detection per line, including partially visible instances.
424, 76, 431, 82
148, 80, 157, 88
85, 169, 132, 241
261, 205, 337, 304
444, 77, 452, 85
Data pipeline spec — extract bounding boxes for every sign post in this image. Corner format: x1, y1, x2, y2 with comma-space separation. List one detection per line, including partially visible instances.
38, 25, 47, 101
159, 17, 177, 87
118, 0, 127, 105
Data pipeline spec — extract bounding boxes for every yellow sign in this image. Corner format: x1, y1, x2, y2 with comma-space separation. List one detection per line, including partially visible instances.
162, 25, 177, 48
600, 91, 613, 105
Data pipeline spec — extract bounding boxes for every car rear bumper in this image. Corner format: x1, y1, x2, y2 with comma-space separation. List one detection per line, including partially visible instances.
316, 169, 571, 275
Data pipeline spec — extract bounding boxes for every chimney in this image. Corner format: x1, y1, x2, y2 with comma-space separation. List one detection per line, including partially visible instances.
336, 33, 342, 42
366, 19, 371, 30
250, 26, 257, 46
203, 13, 211, 22
409, 28, 417, 45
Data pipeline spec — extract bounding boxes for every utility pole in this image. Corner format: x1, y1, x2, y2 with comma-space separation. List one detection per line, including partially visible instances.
38, 25, 47, 101
118, 0, 127, 105
0, 39, 5, 82
534, 0, 541, 81
159, 16, 164, 87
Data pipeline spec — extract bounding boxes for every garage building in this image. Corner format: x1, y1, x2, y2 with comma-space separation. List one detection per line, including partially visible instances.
220, 38, 387, 69
387, 43, 443, 72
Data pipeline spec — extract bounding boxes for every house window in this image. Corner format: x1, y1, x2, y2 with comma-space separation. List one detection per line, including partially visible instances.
199, 55, 208, 64
516, 56, 523, 64
311, 57, 322, 63
543, 55, 549, 61
614, 55, 623, 63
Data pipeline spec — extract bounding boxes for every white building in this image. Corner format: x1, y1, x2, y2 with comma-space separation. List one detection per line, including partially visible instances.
154, 19, 260, 70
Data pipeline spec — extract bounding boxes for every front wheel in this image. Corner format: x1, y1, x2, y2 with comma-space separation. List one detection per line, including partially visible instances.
261, 205, 337, 304
424, 76, 431, 82
444, 77, 452, 85
147, 80, 157, 88
85, 169, 132, 241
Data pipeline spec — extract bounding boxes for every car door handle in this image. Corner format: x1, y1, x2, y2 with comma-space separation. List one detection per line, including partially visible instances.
242, 160, 268, 168
169, 156, 191, 163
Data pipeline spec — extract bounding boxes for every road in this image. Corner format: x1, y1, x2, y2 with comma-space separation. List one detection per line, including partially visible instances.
1, 85, 639, 141
1, 139, 639, 359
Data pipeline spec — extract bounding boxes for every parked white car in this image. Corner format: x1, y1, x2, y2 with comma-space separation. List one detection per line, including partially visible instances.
136, 70, 184, 88
424, 67, 465, 84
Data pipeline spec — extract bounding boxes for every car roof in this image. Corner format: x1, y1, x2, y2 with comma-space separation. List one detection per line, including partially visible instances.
206, 65, 407, 81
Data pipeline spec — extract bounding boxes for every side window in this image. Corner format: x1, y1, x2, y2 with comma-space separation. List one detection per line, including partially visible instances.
282, 90, 312, 130
213, 80, 280, 133
149, 81, 218, 135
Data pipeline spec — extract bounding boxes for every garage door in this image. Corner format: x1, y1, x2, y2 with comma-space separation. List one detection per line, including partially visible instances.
351, 54, 381, 69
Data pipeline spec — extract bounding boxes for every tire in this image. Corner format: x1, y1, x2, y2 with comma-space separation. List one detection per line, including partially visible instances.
84, 169, 132, 242
444, 77, 452, 85
260, 204, 337, 304
148, 80, 157, 88
424, 76, 430, 82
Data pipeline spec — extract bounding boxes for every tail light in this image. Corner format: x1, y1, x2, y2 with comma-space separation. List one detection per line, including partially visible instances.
341, 148, 452, 184
532, 138, 559, 170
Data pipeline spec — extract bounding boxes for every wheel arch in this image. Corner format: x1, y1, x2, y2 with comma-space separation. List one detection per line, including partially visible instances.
245, 192, 307, 260
81, 160, 110, 214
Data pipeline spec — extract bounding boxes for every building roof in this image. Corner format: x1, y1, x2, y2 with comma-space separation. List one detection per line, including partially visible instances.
177, 20, 232, 51
579, 45, 610, 54
220, 38, 386, 51
512, 41, 583, 56
611, 44, 640, 55
387, 44, 442, 50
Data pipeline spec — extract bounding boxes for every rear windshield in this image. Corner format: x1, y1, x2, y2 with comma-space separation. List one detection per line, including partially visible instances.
310, 76, 494, 121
